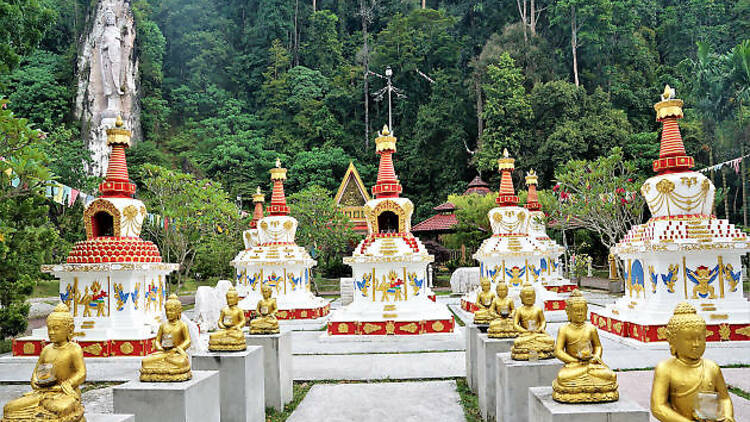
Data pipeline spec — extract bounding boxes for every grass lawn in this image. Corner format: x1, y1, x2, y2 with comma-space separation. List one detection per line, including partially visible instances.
31, 280, 60, 298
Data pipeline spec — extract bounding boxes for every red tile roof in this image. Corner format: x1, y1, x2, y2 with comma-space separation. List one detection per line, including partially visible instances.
433, 202, 456, 212
412, 213, 458, 233
464, 175, 491, 195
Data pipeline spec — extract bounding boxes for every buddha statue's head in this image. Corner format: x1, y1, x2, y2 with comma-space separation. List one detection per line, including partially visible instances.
226, 287, 239, 306
261, 285, 273, 300
520, 282, 536, 306
666, 302, 706, 361
165, 294, 182, 322
565, 290, 588, 324
495, 281, 508, 298
47, 303, 74, 344
480, 278, 491, 293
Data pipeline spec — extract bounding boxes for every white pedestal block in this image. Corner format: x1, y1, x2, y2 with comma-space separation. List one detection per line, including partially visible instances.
246, 331, 292, 411
496, 352, 561, 422
465, 324, 480, 393
192, 347, 265, 422
528, 387, 649, 422
84, 414, 135, 422
113, 370, 221, 422
476, 334, 514, 421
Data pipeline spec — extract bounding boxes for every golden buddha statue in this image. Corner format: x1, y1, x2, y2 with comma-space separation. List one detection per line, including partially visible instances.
208, 287, 247, 351
2, 304, 86, 422
487, 281, 517, 338
473, 278, 495, 325
510, 283, 555, 360
651, 302, 735, 422
552, 290, 618, 403
249, 285, 280, 334
140, 294, 192, 382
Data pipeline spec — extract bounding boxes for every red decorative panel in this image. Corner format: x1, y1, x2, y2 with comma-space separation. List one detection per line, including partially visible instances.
78, 340, 110, 357
12, 339, 45, 356
394, 321, 424, 335
544, 300, 566, 311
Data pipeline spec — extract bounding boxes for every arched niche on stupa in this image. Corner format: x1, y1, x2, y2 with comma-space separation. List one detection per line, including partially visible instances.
84, 199, 121, 238
368, 200, 407, 234
378, 211, 399, 233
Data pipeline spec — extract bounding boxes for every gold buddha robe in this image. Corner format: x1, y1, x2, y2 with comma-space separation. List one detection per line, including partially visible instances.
208, 308, 246, 351
473, 291, 495, 324
511, 308, 555, 360
249, 298, 279, 334
140, 321, 191, 382
552, 336, 618, 403
487, 299, 517, 338
2, 342, 86, 422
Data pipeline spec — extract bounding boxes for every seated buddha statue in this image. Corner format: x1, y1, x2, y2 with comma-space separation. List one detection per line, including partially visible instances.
2, 304, 86, 422
651, 302, 735, 422
249, 285, 280, 334
552, 290, 618, 403
487, 281, 517, 338
140, 294, 192, 382
209, 287, 247, 351
472, 278, 495, 325
510, 283, 555, 360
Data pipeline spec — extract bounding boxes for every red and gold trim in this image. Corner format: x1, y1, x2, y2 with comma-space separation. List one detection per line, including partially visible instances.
12, 337, 157, 357
327, 317, 454, 336
590, 311, 750, 342
66, 237, 162, 264
544, 299, 566, 311
372, 126, 402, 199
544, 284, 577, 293
243, 303, 331, 321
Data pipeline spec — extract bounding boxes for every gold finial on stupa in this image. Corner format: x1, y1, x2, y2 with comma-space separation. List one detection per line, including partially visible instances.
270, 159, 287, 180
252, 186, 265, 202
498, 149, 515, 171
525, 169, 538, 186
106, 115, 131, 146
654, 84, 683, 121
375, 124, 397, 153
275, 158, 281, 168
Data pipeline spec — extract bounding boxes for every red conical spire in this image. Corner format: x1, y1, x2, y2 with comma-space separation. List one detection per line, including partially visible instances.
267, 159, 290, 216
653, 85, 694, 174
524, 169, 541, 211
496, 149, 518, 206
250, 186, 265, 228
99, 116, 136, 198
372, 125, 403, 199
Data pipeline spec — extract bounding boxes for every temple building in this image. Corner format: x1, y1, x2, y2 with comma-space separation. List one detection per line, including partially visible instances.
328, 126, 454, 335
591, 86, 750, 342
15, 117, 180, 357
334, 162, 370, 234
461, 150, 571, 316
232, 160, 330, 321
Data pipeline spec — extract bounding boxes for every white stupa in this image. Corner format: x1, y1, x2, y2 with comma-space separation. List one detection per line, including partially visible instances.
14, 116, 179, 358
461, 150, 569, 316
327, 126, 454, 335
231, 160, 329, 321
591, 86, 750, 342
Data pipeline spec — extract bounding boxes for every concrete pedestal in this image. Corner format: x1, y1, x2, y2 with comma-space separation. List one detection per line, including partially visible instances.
193, 347, 265, 422
246, 331, 292, 411
84, 414, 135, 422
465, 324, 480, 392
476, 334, 515, 421
528, 387, 649, 422
496, 353, 562, 422
113, 370, 220, 422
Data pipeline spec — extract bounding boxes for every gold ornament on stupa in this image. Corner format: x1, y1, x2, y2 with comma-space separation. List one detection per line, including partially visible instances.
208, 287, 247, 351
2, 303, 86, 422
472, 278, 495, 325
510, 282, 555, 360
139, 294, 192, 382
552, 290, 618, 403
487, 281, 518, 338
249, 285, 280, 334
651, 302, 735, 422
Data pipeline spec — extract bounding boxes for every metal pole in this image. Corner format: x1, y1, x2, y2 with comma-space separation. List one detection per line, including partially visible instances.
386, 66, 393, 130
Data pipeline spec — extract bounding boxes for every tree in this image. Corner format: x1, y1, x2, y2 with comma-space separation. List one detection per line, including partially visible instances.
442, 192, 497, 252
551, 147, 644, 251
287, 185, 358, 278
475, 52, 531, 172
302, 10, 344, 76
0, 99, 58, 339
0, 0, 56, 73
138, 164, 244, 291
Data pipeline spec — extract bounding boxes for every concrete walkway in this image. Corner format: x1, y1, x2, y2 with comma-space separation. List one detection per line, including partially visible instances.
287, 380, 465, 422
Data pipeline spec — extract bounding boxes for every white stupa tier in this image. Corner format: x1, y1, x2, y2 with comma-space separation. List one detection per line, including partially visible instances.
231, 161, 329, 320
592, 86, 750, 342
14, 117, 179, 358
461, 152, 572, 317
328, 126, 454, 335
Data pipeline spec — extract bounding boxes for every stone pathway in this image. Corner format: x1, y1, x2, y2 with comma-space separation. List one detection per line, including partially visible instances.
294, 351, 465, 380
286, 380, 465, 422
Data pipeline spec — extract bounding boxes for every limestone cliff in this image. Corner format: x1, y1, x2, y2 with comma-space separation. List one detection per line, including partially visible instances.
75, 0, 140, 176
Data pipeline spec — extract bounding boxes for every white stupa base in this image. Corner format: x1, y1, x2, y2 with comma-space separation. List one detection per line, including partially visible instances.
326, 300, 454, 335
239, 293, 330, 320
591, 296, 750, 342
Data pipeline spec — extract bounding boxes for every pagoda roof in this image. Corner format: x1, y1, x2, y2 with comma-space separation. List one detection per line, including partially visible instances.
412, 213, 458, 233
464, 175, 491, 195
334, 162, 371, 206
433, 202, 456, 212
